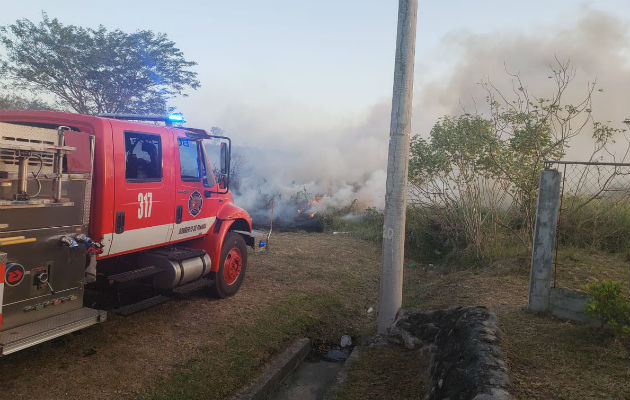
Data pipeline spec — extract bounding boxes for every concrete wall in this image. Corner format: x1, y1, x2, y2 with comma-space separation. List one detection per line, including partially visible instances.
549, 287, 597, 323
527, 169, 561, 312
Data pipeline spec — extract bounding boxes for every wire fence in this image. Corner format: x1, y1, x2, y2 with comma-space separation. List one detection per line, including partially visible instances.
544, 161, 630, 288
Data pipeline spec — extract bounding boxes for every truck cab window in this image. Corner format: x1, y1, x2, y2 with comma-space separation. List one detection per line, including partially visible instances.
178, 138, 202, 181
125, 132, 162, 181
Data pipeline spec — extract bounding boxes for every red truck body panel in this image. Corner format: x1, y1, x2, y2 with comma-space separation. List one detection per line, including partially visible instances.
0, 110, 251, 265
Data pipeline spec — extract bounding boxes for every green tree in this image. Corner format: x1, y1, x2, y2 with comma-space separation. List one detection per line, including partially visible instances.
409, 115, 503, 260
408, 60, 622, 260
0, 13, 199, 115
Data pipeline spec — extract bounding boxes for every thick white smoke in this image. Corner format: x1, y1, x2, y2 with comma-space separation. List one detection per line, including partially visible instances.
413, 8, 630, 158
227, 102, 391, 225
210, 9, 630, 225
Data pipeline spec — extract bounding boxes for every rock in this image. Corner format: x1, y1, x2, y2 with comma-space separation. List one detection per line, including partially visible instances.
399, 329, 422, 350
392, 306, 513, 400
323, 348, 351, 362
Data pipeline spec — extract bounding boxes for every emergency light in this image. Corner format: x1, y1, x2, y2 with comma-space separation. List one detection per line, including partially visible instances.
98, 112, 187, 126
167, 112, 186, 123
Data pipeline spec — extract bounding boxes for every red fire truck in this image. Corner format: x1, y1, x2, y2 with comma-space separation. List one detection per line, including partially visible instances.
0, 110, 255, 355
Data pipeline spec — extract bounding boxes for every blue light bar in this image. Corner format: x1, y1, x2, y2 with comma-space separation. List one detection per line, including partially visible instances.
167, 112, 186, 123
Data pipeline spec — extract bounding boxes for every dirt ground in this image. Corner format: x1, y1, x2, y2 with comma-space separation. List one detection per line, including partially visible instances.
0, 233, 627, 400
0, 232, 382, 400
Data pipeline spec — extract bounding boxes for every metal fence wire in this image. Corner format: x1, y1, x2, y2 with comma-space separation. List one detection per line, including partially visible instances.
544, 161, 630, 288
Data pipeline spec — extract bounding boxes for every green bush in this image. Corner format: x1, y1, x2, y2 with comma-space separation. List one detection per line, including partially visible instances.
322, 204, 519, 265
321, 205, 452, 261
404, 206, 453, 262
356, 207, 384, 242
319, 204, 383, 242
583, 280, 630, 336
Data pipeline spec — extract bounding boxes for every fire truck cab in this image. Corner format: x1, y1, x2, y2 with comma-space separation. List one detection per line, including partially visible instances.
0, 110, 253, 355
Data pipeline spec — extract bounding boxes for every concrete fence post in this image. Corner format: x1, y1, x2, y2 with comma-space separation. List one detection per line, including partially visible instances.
527, 168, 562, 312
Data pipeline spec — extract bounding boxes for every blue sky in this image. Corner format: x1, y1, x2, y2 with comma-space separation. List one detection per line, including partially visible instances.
1, 1, 627, 122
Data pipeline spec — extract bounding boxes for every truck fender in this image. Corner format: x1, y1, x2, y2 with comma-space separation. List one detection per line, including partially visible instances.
189, 213, 251, 272
216, 202, 252, 224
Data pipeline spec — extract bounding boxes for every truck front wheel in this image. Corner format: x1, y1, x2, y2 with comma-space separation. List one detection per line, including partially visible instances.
210, 232, 247, 298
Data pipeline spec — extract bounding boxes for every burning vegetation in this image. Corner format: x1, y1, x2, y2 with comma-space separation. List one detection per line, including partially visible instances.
250, 189, 327, 232
237, 180, 377, 233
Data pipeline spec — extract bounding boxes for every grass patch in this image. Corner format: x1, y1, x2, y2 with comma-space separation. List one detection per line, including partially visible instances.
337, 346, 428, 400
131, 232, 382, 400
502, 309, 630, 400
559, 194, 630, 253
0, 232, 382, 400
554, 247, 630, 294
319, 206, 384, 243
141, 295, 347, 400
321, 205, 527, 267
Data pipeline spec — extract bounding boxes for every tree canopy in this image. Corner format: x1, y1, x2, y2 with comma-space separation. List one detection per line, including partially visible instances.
0, 13, 200, 115
0, 93, 50, 110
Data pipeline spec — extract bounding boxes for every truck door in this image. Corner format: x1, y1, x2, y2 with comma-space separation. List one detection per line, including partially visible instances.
107, 121, 175, 256
169, 132, 217, 242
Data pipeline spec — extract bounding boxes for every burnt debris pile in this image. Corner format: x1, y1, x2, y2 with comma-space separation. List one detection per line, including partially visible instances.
245, 189, 326, 232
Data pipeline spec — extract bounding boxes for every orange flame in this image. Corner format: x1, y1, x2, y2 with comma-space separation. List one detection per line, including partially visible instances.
307, 194, 324, 207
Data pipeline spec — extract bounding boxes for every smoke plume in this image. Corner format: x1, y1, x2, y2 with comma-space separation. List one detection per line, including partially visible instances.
211, 9, 630, 225
413, 8, 630, 158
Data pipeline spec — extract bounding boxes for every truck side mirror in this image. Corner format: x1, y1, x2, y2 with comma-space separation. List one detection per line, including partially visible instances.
220, 142, 230, 176
219, 142, 230, 189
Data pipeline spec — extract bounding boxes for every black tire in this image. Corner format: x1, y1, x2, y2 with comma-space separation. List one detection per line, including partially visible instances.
210, 232, 247, 298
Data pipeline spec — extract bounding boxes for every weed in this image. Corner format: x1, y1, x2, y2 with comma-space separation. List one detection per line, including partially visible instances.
583, 280, 630, 337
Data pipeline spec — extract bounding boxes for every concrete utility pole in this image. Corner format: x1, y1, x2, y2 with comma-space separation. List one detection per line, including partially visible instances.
377, 0, 418, 335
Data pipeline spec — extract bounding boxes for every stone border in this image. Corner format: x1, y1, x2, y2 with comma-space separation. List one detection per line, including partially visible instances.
232, 337, 311, 400
391, 306, 511, 400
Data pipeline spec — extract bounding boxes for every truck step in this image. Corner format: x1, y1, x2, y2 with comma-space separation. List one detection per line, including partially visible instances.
113, 295, 170, 316
172, 277, 212, 295
1, 307, 107, 356
148, 247, 207, 262
105, 265, 162, 283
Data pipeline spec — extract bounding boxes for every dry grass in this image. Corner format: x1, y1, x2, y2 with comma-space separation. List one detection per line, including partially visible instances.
0, 233, 382, 400
553, 247, 630, 294
399, 248, 630, 400
337, 346, 429, 400
0, 233, 626, 400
